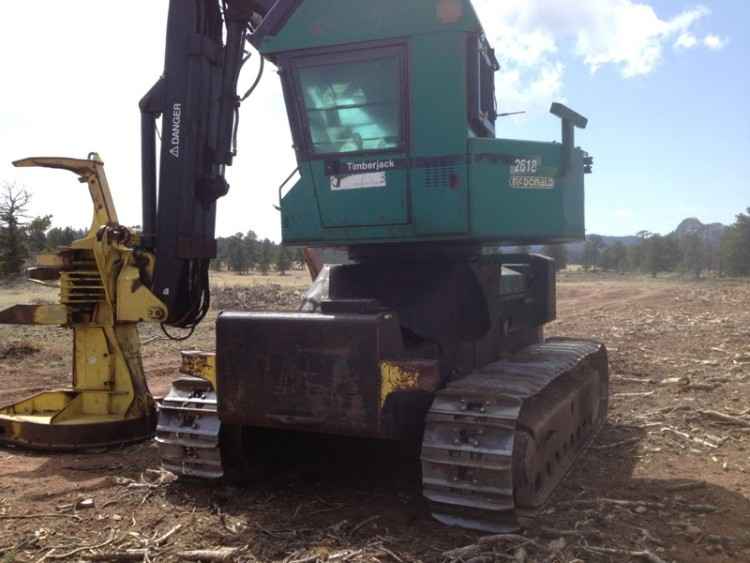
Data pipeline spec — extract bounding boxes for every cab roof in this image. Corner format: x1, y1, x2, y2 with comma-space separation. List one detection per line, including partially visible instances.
253, 0, 484, 57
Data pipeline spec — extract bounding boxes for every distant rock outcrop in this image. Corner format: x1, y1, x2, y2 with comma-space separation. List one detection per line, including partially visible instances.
563, 217, 727, 263
674, 218, 726, 246
565, 235, 640, 263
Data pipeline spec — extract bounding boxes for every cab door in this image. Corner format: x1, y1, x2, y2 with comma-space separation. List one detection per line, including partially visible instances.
288, 45, 411, 228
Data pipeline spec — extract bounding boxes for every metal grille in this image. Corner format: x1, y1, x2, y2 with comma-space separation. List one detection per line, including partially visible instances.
60, 252, 104, 307
425, 165, 457, 189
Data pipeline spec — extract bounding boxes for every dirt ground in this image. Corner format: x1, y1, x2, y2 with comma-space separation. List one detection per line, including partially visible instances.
0, 273, 749, 562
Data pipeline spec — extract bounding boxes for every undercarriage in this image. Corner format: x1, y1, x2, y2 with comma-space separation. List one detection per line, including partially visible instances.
157, 253, 609, 532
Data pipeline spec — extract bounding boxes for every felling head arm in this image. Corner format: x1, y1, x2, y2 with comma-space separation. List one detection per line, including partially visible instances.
13, 154, 118, 229
3, 153, 168, 326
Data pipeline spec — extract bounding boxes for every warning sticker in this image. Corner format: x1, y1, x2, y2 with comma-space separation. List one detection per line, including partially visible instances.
330, 172, 387, 191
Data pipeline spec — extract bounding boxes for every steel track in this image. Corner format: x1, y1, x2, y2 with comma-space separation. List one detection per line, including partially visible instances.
156, 377, 223, 479
421, 339, 609, 533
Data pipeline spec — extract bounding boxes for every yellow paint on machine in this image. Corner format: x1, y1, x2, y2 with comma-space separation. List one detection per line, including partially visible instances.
0, 155, 163, 448
180, 351, 217, 390
379, 360, 441, 409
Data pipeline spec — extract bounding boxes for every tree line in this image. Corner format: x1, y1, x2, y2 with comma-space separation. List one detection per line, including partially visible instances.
2, 181, 748, 279
0, 182, 304, 278
0, 183, 86, 277
572, 208, 750, 277
215, 232, 305, 275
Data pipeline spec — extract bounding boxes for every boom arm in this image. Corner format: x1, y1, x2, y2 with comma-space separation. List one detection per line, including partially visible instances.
139, 0, 299, 328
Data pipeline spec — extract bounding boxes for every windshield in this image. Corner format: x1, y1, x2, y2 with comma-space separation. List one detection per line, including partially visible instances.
298, 56, 402, 154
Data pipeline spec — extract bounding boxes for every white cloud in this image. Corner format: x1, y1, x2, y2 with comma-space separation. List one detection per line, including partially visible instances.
574, 4, 709, 76
703, 34, 728, 50
492, 25, 558, 68
494, 62, 565, 115
476, 1, 715, 76
675, 33, 698, 49
473, 0, 725, 115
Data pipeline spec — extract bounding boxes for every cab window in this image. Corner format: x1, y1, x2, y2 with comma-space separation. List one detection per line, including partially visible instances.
294, 50, 405, 156
468, 34, 499, 138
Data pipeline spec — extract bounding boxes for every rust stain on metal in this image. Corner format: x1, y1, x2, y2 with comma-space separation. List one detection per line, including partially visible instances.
0, 304, 38, 324
379, 360, 441, 409
0, 304, 68, 326
180, 351, 217, 390
27, 266, 62, 281
130, 278, 143, 293
0, 414, 155, 451
437, 0, 463, 24
262, 348, 370, 430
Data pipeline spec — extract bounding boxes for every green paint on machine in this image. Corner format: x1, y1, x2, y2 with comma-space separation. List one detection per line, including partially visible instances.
257, 0, 591, 248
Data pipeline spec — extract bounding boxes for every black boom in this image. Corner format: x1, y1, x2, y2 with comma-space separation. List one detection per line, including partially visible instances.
139, 0, 299, 328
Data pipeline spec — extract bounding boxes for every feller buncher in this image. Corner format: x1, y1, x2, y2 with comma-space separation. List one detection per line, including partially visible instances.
0, 0, 608, 532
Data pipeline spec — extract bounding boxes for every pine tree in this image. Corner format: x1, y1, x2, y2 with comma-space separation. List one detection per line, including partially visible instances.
275, 247, 291, 275
643, 234, 682, 277
681, 232, 708, 279
662, 234, 683, 272
735, 208, 750, 274
612, 241, 627, 273
258, 239, 273, 275
209, 257, 222, 272
644, 235, 663, 277
46, 226, 85, 249
216, 237, 230, 271
292, 247, 305, 269
597, 241, 627, 273
542, 244, 568, 272
626, 244, 641, 273
627, 231, 652, 273
226, 233, 248, 274
27, 215, 52, 254
243, 230, 258, 271
599, 245, 614, 271
582, 235, 604, 271
600, 244, 627, 272
0, 184, 31, 277
720, 209, 750, 276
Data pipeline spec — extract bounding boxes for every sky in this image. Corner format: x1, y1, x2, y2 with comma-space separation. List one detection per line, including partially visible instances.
0, 0, 746, 241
